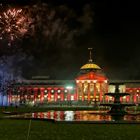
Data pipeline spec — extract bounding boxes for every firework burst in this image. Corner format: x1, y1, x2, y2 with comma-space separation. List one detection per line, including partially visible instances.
0, 7, 32, 46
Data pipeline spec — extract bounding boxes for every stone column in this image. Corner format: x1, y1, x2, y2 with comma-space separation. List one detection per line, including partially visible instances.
88, 82, 90, 101
94, 83, 96, 98
60, 88, 64, 101
54, 88, 58, 102
40, 88, 45, 103
105, 83, 108, 102
47, 88, 51, 102
27, 88, 31, 102
67, 89, 71, 101
100, 83, 102, 102
134, 93, 137, 103
82, 82, 84, 101
33, 88, 38, 104
75, 83, 79, 101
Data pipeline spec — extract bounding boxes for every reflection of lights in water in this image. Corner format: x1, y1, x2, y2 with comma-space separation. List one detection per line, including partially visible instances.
124, 115, 140, 121
32, 113, 35, 118
50, 111, 54, 119
77, 111, 111, 121
30, 111, 133, 122
64, 111, 74, 121
57, 111, 60, 120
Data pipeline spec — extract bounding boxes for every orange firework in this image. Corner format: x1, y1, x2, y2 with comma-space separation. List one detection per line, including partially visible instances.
0, 7, 32, 46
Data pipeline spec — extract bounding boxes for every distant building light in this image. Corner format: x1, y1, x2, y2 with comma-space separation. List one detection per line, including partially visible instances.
71, 95, 74, 101
87, 80, 90, 83
44, 95, 47, 98
64, 89, 68, 93
44, 90, 47, 93
51, 89, 54, 93
93, 80, 97, 83
66, 86, 73, 90
76, 80, 79, 83
84, 96, 87, 98
58, 90, 61, 93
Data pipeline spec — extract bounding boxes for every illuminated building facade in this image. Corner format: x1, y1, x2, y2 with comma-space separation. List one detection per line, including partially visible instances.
75, 58, 108, 102
0, 49, 140, 106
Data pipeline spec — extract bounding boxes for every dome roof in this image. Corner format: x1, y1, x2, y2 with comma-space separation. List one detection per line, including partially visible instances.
80, 48, 101, 70
80, 63, 101, 70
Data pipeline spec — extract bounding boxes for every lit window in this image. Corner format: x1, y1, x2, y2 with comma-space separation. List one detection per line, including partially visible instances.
44, 90, 47, 93
87, 80, 90, 83
44, 95, 47, 98
66, 86, 73, 89
64, 89, 68, 93
51, 89, 54, 93
58, 90, 61, 93
71, 96, 74, 100
93, 80, 97, 83
76, 80, 79, 83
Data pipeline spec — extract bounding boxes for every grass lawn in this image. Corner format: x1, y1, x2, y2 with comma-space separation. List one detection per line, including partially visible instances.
0, 119, 140, 140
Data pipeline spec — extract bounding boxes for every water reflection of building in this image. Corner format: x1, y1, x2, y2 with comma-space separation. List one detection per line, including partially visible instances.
1, 49, 140, 106
32, 111, 111, 121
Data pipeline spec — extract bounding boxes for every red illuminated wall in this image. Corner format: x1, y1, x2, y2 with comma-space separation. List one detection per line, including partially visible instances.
76, 72, 108, 82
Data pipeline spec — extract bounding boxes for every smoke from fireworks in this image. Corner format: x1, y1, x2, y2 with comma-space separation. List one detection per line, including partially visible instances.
0, 6, 32, 46
0, 3, 93, 49
21, 3, 93, 50
0, 2, 94, 79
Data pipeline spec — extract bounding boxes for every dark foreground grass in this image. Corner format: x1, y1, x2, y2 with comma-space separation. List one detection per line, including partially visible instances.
0, 119, 140, 140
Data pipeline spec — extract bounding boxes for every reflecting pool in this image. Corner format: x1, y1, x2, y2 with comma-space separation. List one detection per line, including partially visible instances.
5, 110, 140, 122
32, 111, 111, 121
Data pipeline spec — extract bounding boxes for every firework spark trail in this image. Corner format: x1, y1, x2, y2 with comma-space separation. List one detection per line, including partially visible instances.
0, 3, 93, 49
0, 7, 32, 46
0, 2, 94, 88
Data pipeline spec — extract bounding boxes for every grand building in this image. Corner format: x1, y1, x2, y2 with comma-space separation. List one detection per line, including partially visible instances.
0, 49, 140, 106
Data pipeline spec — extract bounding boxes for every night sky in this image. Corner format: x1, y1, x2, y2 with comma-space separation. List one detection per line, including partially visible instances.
1, 0, 140, 80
